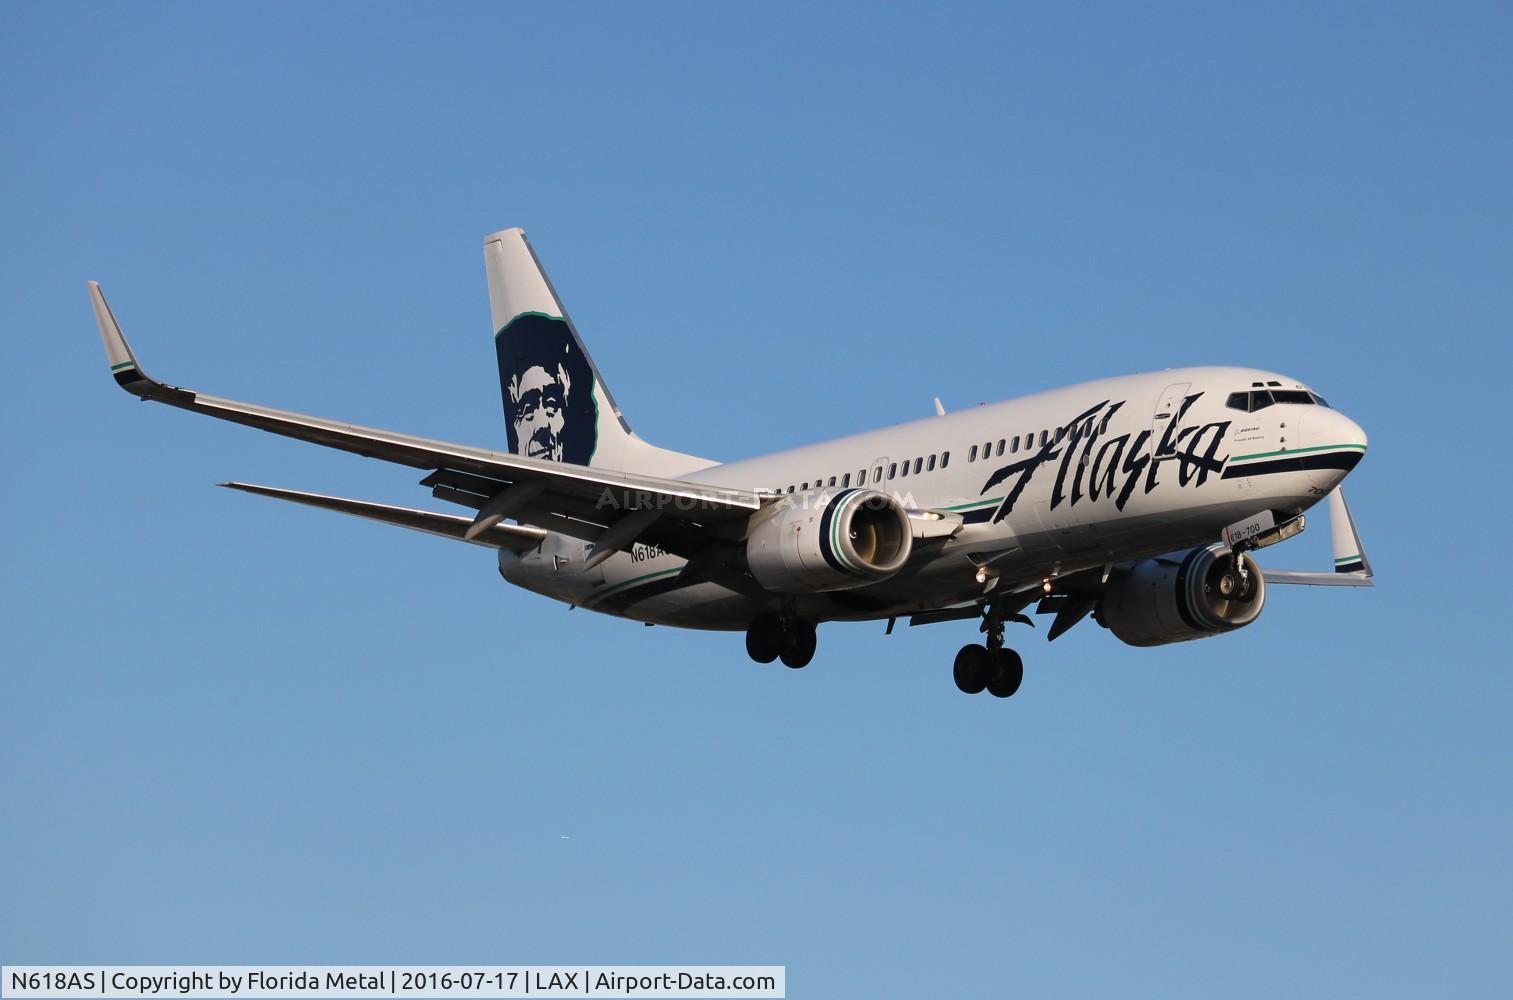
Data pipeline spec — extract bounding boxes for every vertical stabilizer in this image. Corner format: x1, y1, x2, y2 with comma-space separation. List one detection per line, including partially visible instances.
483, 229, 709, 476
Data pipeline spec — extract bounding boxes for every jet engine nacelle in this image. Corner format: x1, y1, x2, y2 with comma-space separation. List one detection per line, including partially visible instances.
1099, 543, 1266, 647
746, 488, 913, 593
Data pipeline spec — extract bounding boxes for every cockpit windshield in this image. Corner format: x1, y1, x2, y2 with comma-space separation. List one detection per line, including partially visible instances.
1225, 388, 1330, 413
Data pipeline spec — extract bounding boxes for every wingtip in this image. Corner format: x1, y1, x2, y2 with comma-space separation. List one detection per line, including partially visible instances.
88, 281, 145, 384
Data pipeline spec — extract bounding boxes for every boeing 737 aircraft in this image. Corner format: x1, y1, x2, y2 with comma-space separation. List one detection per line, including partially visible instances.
90, 228, 1373, 698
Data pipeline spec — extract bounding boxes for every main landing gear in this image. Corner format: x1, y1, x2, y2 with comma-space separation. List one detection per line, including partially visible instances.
745, 613, 818, 669
953, 606, 1024, 698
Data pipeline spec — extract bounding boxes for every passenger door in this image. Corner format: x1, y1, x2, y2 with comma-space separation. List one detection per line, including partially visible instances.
1151, 381, 1192, 458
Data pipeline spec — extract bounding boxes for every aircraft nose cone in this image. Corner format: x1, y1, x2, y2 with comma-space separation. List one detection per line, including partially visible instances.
1326, 409, 1368, 454
1302, 407, 1367, 491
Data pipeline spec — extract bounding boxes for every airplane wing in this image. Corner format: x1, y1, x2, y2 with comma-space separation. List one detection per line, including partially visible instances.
90, 283, 763, 560
1262, 488, 1375, 587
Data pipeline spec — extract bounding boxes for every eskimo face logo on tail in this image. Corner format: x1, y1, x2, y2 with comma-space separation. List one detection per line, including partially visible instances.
980, 393, 1231, 522
496, 313, 598, 464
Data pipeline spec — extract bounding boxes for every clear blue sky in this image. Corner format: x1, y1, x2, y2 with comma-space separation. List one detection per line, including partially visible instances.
3, 3, 1510, 997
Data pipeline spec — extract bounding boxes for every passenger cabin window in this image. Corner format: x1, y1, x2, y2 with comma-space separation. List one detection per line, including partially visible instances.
969, 445, 978, 462
828, 476, 837, 487
802, 482, 809, 490
927, 454, 936, 471
913, 457, 922, 474
900, 459, 910, 478
858, 469, 867, 484
941, 451, 949, 468
888, 463, 897, 479
872, 467, 882, 483
842, 473, 851, 487
996, 439, 1006, 456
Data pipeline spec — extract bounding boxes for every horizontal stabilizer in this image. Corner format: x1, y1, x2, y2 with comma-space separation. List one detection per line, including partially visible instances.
221, 482, 548, 551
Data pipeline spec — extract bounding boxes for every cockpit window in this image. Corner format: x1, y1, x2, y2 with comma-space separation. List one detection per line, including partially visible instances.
1227, 387, 1326, 412
1310, 392, 1330, 407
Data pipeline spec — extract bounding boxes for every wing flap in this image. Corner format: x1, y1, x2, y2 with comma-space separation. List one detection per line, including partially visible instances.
220, 482, 549, 551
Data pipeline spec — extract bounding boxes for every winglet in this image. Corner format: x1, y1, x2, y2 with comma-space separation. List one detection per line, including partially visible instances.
87, 282, 192, 402
88, 282, 144, 382
1329, 487, 1373, 578
1264, 487, 1374, 587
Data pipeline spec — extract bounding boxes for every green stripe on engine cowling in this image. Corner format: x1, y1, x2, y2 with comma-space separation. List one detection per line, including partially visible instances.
829, 492, 864, 576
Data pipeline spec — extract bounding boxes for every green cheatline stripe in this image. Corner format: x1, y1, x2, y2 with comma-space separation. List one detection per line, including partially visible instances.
110, 361, 135, 371
1334, 554, 1361, 564
1231, 443, 1368, 462
586, 565, 683, 604
942, 496, 1004, 512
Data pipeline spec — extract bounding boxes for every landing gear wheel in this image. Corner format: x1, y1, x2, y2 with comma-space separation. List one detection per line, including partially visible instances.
779, 619, 817, 669
745, 613, 783, 664
953, 644, 992, 694
986, 648, 1024, 699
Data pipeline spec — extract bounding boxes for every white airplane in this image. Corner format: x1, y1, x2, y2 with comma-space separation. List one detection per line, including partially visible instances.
90, 228, 1373, 698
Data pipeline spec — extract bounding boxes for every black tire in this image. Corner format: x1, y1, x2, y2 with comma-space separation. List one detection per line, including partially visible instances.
953, 644, 991, 694
745, 613, 783, 664
986, 648, 1024, 698
779, 619, 817, 669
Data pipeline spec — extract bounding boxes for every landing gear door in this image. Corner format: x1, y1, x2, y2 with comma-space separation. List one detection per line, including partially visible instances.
1151, 381, 1192, 458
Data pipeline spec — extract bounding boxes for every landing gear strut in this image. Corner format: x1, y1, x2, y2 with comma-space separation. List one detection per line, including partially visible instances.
745, 613, 817, 669
953, 603, 1025, 698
